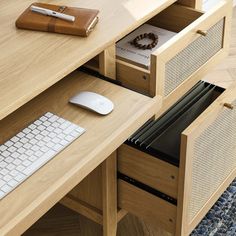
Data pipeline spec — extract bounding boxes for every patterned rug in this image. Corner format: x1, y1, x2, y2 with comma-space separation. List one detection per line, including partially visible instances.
191, 179, 236, 236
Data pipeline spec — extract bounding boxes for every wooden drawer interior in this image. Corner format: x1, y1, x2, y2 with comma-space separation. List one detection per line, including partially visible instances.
118, 144, 178, 199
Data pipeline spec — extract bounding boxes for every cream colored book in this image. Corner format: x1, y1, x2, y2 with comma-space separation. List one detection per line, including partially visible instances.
116, 24, 177, 68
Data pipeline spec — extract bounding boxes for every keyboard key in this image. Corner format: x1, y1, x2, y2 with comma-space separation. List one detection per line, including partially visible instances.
0, 145, 7, 152
17, 147, 26, 154
5, 157, 13, 164
16, 132, 25, 139
8, 146, 17, 153
12, 159, 21, 165
65, 135, 75, 142
5, 141, 13, 147
0, 180, 6, 188
22, 160, 31, 167
26, 133, 34, 139
11, 152, 20, 158
21, 137, 29, 144
9, 170, 19, 177
8, 180, 18, 188
23, 143, 32, 149
16, 165, 25, 172
2, 150, 10, 157
1, 185, 12, 193
39, 116, 47, 122
19, 154, 28, 161
31, 145, 40, 152
11, 136, 20, 142
15, 174, 25, 182
22, 128, 31, 134
48, 115, 58, 123
45, 112, 53, 118
6, 164, 15, 171
0, 169, 8, 176
14, 142, 23, 148
3, 175, 12, 182
0, 161, 7, 168
43, 121, 51, 127
29, 124, 36, 130
34, 120, 42, 126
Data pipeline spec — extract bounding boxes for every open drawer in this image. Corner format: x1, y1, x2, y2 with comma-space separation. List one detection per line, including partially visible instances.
116, 1, 232, 111
118, 82, 236, 235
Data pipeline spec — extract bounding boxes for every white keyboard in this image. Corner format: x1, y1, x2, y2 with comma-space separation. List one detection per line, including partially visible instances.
0, 112, 85, 200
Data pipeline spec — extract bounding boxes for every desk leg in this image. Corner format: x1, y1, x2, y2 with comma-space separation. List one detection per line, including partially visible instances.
102, 152, 117, 236
99, 44, 116, 80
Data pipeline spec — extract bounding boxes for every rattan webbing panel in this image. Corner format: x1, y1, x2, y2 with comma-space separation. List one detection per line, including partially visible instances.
188, 100, 236, 221
164, 19, 224, 96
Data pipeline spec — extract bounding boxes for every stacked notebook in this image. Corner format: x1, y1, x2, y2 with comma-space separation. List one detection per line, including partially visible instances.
15, 2, 99, 37
127, 81, 224, 166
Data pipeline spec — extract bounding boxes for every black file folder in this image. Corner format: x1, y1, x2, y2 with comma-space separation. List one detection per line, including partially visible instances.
127, 81, 224, 166
147, 85, 216, 163
138, 82, 211, 147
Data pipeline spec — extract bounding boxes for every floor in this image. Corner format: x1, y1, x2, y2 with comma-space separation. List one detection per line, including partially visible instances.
23, 7, 236, 236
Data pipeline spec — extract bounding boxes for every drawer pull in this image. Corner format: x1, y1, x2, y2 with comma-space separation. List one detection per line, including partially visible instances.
196, 30, 207, 36
223, 103, 234, 110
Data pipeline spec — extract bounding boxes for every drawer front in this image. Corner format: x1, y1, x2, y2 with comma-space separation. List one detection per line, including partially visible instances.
118, 179, 177, 233
177, 83, 236, 235
118, 144, 178, 198
153, 1, 231, 108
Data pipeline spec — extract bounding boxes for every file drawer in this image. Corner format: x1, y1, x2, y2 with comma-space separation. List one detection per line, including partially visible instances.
118, 82, 236, 235
117, 1, 231, 111
118, 179, 177, 234
118, 144, 178, 199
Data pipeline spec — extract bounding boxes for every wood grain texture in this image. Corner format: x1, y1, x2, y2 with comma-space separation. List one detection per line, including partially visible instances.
0, 0, 176, 121
23, 204, 171, 236
102, 152, 117, 236
118, 144, 179, 199
0, 71, 161, 236
99, 45, 116, 80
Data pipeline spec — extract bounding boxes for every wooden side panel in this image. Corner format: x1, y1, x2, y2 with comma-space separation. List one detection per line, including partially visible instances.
116, 59, 151, 96
69, 164, 103, 211
99, 45, 116, 80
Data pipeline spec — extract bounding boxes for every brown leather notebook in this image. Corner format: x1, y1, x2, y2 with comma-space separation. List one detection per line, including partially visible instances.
15, 2, 99, 37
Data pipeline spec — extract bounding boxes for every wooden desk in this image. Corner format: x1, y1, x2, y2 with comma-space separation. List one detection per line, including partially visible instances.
0, 0, 175, 121
0, 0, 204, 235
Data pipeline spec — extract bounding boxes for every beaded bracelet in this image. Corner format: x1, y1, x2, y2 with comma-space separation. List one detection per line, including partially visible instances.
130, 33, 158, 50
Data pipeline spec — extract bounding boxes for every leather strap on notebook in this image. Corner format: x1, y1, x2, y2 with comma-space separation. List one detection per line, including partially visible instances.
48, 6, 67, 32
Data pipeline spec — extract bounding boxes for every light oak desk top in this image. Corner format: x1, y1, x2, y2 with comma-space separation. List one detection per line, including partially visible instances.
0, 0, 173, 234
0, 0, 175, 121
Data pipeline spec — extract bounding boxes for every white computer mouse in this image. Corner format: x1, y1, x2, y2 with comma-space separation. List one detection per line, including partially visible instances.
69, 91, 114, 115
